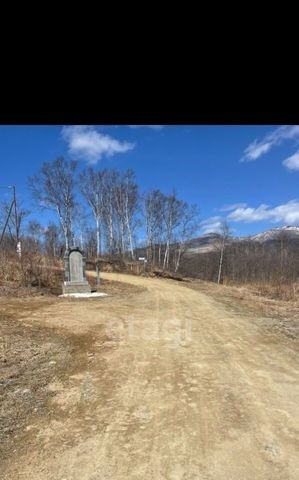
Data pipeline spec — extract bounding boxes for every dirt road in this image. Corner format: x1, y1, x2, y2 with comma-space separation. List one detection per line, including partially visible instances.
2, 273, 299, 479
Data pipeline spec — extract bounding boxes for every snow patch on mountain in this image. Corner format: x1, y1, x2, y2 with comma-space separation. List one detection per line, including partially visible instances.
185, 226, 299, 253
250, 226, 299, 242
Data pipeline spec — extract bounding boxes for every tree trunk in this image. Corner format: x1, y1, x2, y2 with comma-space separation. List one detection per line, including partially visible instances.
120, 224, 125, 257
125, 215, 134, 260
147, 244, 152, 268
64, 228, 69, 251
166, 243, 170, 269
217, 242, 224, 284
108, 215, 113, 256
96, 217, 101, 257
163, 241, 169, 270
175, 246, 182, 272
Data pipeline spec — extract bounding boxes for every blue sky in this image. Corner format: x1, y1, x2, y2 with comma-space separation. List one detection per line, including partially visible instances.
1, 124, 299, 238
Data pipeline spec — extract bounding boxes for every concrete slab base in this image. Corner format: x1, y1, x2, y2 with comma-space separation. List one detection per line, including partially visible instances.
59, 292, 108, 299
62, 282, 91, 294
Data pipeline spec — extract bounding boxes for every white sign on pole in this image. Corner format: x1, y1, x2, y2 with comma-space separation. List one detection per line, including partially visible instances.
138, 257, 145, 261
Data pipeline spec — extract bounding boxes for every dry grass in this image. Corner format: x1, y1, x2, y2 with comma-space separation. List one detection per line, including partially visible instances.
223, 278, 299, 302
87, 274, 146, 296
0, 254, 63, 296
184, 277, 299, 331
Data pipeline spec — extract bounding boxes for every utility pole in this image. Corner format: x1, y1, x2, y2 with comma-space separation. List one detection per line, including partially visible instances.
12, 185, 21, 259
0, 185, 19, 256
12, 186, 17, 241
0, 199, 14, 246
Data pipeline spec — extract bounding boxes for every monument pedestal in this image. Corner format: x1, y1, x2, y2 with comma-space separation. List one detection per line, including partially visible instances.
62, 281, 91, 294
62, 247, 91, 295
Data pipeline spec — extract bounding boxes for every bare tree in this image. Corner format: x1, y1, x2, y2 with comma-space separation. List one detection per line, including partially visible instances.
143, 189, 164, 267
69, 202, 89, 252
122, 169, 138, 259
100, 169, 116, 256
100, 169, 138, 259
79, 167, 104, 257
162, 192, 185, 270
216, 220, 231, 284
27, 220, 43, 252
44, 222, 62, 257
28, 157, 77, 251
113, 172, 126, 256
84, 226, 97, 258
276, 229, 289, 282
143, 191, 198, 271
173, 203, 200, 272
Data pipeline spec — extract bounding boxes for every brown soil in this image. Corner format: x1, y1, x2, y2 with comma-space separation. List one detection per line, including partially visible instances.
183, 279, 299, 340
1, 273, 299, 479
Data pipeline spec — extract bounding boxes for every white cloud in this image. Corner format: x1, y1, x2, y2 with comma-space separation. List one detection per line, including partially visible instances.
282, 150, 299, 171
128, 125, 163, 130
228, 204, 271, 222
219, 203, 248, 212
204, 200, 299, 234
228, 200, 299, 225
241, 125, 299, 162
200, 216, 223, 234
62, 126, 135, 164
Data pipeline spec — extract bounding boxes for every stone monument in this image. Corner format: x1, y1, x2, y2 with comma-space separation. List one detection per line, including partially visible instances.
62, 247, 91, 294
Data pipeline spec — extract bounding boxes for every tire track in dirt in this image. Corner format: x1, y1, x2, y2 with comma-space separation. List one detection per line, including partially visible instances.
2, 272, 299, 479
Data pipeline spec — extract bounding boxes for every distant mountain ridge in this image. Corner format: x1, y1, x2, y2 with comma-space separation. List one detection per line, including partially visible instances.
249, 226, 299, 242
135, 227, 299, 258
185, 226, 299, 254
186, 233, 222, 253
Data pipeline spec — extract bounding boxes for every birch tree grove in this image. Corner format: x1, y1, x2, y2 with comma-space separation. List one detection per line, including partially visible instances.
143, 190, 199, 271
27, 159, 199, 267
79, 168, 139, 259
109, 169, 138, 259
28, 157, 77, 250
143, 190, 164, 267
